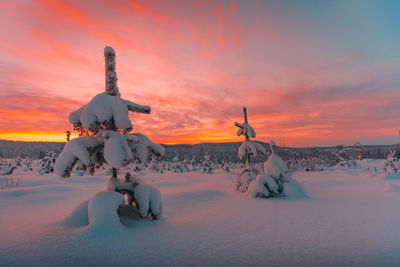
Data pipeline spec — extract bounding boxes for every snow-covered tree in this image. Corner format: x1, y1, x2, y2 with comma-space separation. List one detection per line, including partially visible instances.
172, 154, 183, 173
384, 151, 399, 173
248, 141, 308, 199
39, 151, 57, 174
234, 106, 266, 192
201, 153, 213, 173
54, 46, 165, 220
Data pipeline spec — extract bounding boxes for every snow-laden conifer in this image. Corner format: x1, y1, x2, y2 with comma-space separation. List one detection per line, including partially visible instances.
55, 46, 165, 220
234, 106, 266, 192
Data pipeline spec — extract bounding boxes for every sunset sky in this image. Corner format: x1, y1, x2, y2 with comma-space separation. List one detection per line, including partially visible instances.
0, 0, 399, 147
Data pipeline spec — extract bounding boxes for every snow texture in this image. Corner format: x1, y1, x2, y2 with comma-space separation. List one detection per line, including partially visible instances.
54, 136, 102, 177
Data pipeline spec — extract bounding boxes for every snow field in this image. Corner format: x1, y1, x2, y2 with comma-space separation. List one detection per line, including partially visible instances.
0, 168, 400, 266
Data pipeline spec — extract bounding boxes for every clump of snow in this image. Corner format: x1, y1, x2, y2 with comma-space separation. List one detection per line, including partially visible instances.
247, 174, 279, 198
234, 121, 256, 138
69, 93, 133, 132
101, 131, 138, 168
134, 182, 163, 219
54, 136, 102, 177
238, 140, 266, 160
104, 46, 115, 56
264, 153, 289, 178
127, 133, 165, 163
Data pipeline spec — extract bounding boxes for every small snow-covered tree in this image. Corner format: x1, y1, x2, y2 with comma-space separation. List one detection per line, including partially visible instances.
384, 151, 399, 173
234, 106, 266, 192
54, 46, 165, 220
39, 151, 57, 174
172, 154, 183, 173
201, 153, 213, 173
248, 141, 308, 199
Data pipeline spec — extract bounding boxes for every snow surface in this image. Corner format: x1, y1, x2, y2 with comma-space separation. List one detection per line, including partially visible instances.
1, 167, 400, 266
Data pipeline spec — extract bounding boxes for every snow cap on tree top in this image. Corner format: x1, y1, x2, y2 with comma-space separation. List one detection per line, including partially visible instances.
104, 46, 115, 56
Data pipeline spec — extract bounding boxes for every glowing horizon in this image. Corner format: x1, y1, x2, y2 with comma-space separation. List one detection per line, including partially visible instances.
1, 1, 399, 147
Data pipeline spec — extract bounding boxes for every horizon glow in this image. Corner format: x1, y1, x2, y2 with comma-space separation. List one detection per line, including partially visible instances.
0, 0, 399, 147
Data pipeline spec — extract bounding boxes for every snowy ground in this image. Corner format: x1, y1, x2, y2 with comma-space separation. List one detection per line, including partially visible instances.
1, 167, 400, 266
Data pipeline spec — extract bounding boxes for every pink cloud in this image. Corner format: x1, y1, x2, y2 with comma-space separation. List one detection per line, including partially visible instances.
0, 0, 399, 146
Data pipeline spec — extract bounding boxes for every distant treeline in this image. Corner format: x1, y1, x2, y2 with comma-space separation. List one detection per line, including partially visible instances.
1, 139, 399, 163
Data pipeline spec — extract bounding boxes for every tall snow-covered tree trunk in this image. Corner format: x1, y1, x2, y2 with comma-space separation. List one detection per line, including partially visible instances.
242, 106, 251, 168
104, 46, 120, 97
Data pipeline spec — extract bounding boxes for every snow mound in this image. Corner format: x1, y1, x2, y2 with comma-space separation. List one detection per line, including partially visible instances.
87, 191, 125, 233
61, 191, 125, 233
54, 136, 102, 177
